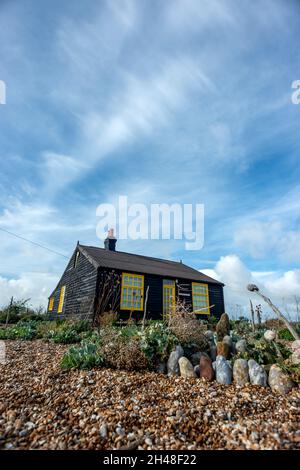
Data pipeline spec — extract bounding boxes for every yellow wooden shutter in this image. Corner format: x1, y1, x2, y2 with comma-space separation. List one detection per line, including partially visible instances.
48, 297, 54, 311
58, 286, 66, 314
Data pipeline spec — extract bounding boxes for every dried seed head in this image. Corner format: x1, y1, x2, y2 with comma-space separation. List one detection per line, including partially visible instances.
247, 284, 259, 292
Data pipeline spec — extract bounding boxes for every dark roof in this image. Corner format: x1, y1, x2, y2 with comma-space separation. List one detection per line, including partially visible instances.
79, 244, 224, 285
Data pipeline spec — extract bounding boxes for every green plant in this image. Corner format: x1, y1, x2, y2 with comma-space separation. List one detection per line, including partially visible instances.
234, 337, 291, 365
0, 320, 40, 340
280, 362, 300, 385
60, 342, 104, 369
278, 327, 299, 341
51, 328, 81, 344
138, 321, 177, 364
230, 317, 252, 336
118, 324, 139, 339
71, 319, 92, 334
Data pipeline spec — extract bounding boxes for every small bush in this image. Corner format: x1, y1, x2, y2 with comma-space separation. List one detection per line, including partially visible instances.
280, 362, 300, 385
278, 328, 296, 341
71, 319, 92, 334
168, 306, 209, 352
0, 310, 19, 324
234, 337, 291, 365
0, 320, 40, 340
138, 321, 177, 364
61, 342, 104, 369
230, 317, 252, 336
51, 329, 81, 344
100, 332, 148, 371
98, 311, 118, 328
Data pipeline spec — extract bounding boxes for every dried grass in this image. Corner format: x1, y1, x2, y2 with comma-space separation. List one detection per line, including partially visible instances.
167, 300, 209, 351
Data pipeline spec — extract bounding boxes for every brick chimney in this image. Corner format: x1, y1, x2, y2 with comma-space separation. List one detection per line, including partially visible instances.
104, 228, 117, 251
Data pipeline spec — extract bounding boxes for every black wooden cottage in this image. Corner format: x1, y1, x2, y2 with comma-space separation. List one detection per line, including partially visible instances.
47, 231, 225, 321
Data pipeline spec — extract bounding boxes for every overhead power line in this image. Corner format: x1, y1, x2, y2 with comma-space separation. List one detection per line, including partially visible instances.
0, 226, 69, 259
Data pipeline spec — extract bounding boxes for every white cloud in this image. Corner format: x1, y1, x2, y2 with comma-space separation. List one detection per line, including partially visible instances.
202, 254, 300, 319
0, 272, 58, 309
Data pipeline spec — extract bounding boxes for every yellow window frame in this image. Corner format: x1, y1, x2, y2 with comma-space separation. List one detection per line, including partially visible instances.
192, 282, 210, 315
120, 273, 144, 311
48, 297, 54, 312
58, 285, 66, 314
163, 279, 176, 319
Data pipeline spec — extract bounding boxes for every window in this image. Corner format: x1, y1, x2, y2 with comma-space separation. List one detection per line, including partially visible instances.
163, 279, 175, 318
48, 297, 54, 312
120, 273, 144, 311
192, 282, 210, 315
58, 285, 66, 314
74, 251, 80, 268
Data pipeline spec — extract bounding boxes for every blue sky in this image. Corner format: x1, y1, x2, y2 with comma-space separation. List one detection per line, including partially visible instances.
0, 0, 300, 315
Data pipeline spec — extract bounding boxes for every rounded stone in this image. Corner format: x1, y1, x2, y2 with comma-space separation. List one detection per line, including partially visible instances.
291, 340, 300, 352
216, 341, 230, 359
216, 313, 230, 341
216, 355, 232, 385
233, 359, 249, 386
248, 359, 267, 387
199, 355, 214, 381
167, 345, 184, 376
204, 330, 215, 342
291, 348, 300, 365
178, 357, 196, 378
268, 364, 295, 395
264, 330, 276, 342
236, 339, 247, 354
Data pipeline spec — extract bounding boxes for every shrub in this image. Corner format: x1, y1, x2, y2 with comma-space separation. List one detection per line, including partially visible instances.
71, 319, 92, 334
230, 317, 252, 336
138, 321, 177, 364
0, 310, 19, 324
234, 337, 291, 365
168, 305, 209, 352
100, 333, 148, 371
0, 320, 39, 340
277, 327, 300, 341
61, 342, 104, 369
98, 310, 118, 328
280, 362, 300, 385
51, 328, 81, 344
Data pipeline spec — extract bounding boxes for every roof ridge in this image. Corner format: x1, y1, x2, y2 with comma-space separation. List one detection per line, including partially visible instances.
79, 244, 190, 267
78, 244, 224, 285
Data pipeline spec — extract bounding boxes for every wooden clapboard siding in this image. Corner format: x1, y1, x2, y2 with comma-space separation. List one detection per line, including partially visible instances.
49, 248, 98, 318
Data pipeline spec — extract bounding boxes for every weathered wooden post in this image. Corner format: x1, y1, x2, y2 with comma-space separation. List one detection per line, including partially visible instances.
5, 297, 13, 328
142, 286, 149, 331
249, 299, 255, 331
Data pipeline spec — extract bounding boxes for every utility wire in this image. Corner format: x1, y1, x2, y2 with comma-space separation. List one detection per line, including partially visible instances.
0, 226, 69, 259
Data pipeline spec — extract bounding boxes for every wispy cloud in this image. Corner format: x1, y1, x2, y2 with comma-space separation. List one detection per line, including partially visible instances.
0, 0, 300, 308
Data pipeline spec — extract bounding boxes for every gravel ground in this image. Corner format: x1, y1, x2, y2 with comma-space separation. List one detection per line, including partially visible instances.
0, 340, 299, 450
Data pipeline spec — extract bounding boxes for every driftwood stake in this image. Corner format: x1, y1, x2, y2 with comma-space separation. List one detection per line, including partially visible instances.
249, 299, 255, 331
5, 297, 13, 328
142, 286, 149, 331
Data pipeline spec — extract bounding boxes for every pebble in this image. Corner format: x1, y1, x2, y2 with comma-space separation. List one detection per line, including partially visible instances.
1, 339, 299, 451
99, 424, 108, 438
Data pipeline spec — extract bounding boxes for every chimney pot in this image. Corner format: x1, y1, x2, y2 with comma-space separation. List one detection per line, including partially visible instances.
104, 228, 117, 251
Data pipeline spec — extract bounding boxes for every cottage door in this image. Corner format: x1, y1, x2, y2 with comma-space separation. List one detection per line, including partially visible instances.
163, 280, 175, 319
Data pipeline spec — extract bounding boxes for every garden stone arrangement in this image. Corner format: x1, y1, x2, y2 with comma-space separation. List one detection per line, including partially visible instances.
163, 314, 297, 394
0, 307, 300, 450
